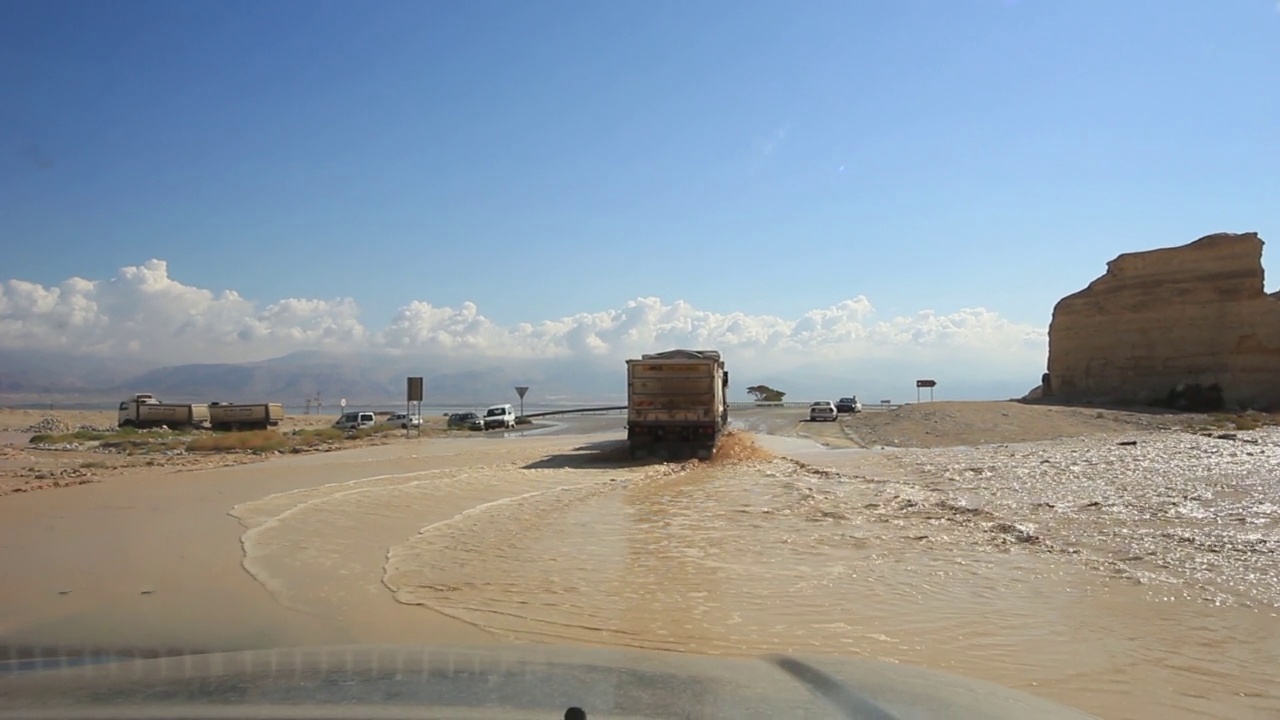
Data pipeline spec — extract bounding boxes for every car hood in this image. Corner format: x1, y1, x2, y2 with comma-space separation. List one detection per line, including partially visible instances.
0, 643, 1099, 719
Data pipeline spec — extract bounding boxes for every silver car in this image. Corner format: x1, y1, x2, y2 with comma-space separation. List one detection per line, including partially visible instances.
809, 401, 837, 422
382, 412, 422, 429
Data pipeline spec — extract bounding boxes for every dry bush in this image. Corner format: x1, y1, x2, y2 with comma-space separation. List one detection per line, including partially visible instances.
186, 430, 289, 454
291, 428, 346, 445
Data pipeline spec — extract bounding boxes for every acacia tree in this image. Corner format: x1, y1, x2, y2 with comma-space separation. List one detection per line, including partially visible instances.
746, 385, 786, 402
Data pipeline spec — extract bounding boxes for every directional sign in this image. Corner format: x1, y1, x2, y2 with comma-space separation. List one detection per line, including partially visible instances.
916, 380, 937, 388
514, 386, 530, 420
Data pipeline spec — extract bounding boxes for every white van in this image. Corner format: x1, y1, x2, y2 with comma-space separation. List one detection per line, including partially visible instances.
333, 411, 377, 430
482, 403, 516, 430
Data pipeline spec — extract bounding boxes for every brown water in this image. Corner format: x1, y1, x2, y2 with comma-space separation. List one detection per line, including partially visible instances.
233, 431, 1280, 720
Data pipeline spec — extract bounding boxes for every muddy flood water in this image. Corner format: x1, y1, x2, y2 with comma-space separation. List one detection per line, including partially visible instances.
232, 429, 1280, 720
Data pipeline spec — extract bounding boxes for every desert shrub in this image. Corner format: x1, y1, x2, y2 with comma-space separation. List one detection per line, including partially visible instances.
187, 430, 288, 453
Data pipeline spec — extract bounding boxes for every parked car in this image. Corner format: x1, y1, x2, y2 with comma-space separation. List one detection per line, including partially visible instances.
448, 412, 484, 431
809, 401, 837, 422
333, 411, 377, 430
483, 403, 517, 430
835, 396, 863, 414
382, 412, 422, 429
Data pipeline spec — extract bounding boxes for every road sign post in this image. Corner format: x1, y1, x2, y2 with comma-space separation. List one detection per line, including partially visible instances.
515, 386, 529, 419
915, 380, 936, 403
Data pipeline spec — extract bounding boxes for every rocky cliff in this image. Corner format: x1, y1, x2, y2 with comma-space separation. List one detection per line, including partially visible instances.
1046, 232, 1280, 410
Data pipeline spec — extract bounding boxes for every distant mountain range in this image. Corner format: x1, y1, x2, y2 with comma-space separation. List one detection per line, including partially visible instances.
0, 348, 1037, 409
0, 349, 141, 396
0, 349, 626, 408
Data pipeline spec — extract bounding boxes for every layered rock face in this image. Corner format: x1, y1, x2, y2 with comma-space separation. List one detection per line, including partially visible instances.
1047, 232, 1280, 409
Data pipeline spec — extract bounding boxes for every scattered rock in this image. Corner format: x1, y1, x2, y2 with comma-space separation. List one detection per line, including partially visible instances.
21, 417, 72, 434
1213, 432, 1260, 444
1118, 440, 1139, 446
30, 442, 85, 451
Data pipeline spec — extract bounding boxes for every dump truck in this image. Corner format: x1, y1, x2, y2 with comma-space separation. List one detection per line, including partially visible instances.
208, 402, 285, 431
626, 349, 729, 460
117, 393, 210, 429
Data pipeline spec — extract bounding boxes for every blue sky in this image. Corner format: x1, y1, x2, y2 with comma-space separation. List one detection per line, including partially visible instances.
2, 0, 1278, 333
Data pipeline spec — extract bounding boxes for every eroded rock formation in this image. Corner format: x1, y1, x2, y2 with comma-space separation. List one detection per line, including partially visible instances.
1046, 232, 1280, 410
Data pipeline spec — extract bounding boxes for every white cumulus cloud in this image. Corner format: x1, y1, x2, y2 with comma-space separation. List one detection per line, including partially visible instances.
0, 259, 1048, 389
1, 260, 366, 363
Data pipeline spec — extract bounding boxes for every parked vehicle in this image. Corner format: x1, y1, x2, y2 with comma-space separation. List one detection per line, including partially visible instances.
208, 402, 284, 431
483, 404, 516, 430
835, 396, 862, 414
381, 412, 422, 429
448, 412, 485, 431
626, 349, 728, 460
333, 411, 377, 430
118, 393, 210, 429
809, 401, 837, 422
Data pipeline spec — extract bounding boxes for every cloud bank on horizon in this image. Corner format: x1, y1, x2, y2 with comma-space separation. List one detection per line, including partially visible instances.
0, 259, 1049, 389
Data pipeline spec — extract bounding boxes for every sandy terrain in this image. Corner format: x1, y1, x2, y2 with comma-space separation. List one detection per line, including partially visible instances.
726, 400, 1219, 452
0, 426, 633, 655
0, 408, 498, 497
0, 408, 343, 433
794, 400, 1212, 449
0, 402, 1230, 497
2, 402, 1274, 720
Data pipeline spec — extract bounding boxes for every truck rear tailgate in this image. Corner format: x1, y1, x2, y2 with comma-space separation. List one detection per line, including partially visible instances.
628, 363, 717, 423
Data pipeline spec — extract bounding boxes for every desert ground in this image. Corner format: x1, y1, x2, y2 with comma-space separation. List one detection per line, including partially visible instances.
729, 400, 1203, 447
0, 401, 1219, 496
0, 409, 530, 496
1, 401, 1276, 720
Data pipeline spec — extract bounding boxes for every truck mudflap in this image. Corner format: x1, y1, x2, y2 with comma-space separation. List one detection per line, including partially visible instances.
627, 423, 719, 461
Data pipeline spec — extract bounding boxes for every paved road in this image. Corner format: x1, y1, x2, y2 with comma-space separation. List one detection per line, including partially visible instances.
485, 414, 627, 438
